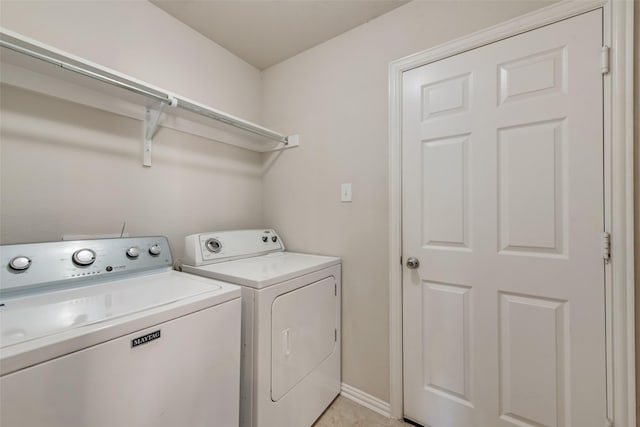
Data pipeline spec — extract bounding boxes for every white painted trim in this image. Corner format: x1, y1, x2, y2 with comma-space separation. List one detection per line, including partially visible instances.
607, 1, 635, 425
388, 0, 635, 424
340, 383, 391, 418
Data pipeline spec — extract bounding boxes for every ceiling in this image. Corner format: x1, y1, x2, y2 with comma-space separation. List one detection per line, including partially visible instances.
150, 0, 410, 70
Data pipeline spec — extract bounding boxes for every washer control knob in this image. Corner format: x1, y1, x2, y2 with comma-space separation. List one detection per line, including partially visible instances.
262, 236, 268, 243
126, 247, 140, 258
271, 236, 278, 243
9, 256, 31, 271
149, 244, 162, 256
73, 249, 96, 266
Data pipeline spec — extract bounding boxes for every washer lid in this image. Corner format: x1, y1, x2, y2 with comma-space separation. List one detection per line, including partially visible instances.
0, 271, 240, 375
182, 252, 340, 289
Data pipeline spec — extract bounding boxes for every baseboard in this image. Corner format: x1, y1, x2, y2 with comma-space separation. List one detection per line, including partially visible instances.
340, 383, 391, 418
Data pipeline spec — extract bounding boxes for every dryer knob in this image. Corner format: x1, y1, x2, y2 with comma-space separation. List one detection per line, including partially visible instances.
9, 256, 31, 271
205, 238, 222, 253
73, 249, 96, 266
149, 244, 162, 256
271, 236, 278, 243
262, 236, 268, 243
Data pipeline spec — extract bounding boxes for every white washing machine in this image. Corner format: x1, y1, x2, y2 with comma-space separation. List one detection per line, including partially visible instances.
182, 229, 341, 427
0, 236, 242, 427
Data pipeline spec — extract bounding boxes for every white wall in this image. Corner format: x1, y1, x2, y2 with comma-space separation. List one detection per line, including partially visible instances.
634, 2, 639, 421
261, 0, 554, 402
0, 1, 264, 257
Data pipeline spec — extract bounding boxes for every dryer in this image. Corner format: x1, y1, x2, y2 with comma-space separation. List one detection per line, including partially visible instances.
182, 229, 341, 427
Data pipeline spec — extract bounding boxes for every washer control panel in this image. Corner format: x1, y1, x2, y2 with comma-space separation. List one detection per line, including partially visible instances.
184, 229, 284, 266
1, 236, 172, 294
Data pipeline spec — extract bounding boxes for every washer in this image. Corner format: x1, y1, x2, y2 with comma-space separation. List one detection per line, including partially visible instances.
0, 236, 242, 427
182, 229, 341, 427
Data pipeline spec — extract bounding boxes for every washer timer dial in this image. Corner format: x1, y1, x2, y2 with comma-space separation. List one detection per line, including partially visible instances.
126, 247, 140, 258
72, 249, 96, 266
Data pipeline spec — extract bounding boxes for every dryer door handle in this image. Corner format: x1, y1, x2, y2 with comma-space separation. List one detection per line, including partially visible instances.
282, 328, 291, 357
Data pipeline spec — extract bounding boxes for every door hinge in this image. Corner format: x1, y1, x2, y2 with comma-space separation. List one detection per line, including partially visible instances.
400, 256, 403, 265
605, 417, 613, 427
601, 45, 610, 74
602, 232, 611, 263
334, 329, 337, 342
334, 283, 337, 296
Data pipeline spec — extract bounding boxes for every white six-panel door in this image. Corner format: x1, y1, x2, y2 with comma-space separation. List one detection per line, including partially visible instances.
402, 10, 605, 427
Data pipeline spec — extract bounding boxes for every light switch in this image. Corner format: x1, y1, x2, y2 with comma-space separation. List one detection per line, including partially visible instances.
341, 183, 352, 202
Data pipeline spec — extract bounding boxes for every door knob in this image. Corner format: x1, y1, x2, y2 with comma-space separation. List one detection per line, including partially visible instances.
406, 257, 420, 269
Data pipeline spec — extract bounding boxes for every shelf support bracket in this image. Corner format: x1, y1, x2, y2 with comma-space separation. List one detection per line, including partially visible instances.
269, 134, 300, 152
143, 97, 177, 167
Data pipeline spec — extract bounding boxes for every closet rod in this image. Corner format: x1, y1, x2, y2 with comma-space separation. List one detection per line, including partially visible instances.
176, 99, 288, 144
0, 39, 290, 145
0, 40, 170, 105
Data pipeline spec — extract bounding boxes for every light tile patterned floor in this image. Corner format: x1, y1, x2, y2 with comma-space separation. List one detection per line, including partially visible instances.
313, 396, 413, 427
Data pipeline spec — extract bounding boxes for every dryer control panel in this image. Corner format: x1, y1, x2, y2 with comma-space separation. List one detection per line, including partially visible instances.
184, 229, 284, 266
1, 236, 172, 295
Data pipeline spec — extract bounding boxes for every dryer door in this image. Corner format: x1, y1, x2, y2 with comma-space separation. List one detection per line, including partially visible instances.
271, 276, 337, 401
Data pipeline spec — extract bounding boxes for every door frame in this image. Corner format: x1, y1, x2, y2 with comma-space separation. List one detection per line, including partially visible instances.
387, 0, 635, 424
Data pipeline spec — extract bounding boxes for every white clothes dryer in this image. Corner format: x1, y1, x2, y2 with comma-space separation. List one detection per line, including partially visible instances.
182, 229, 341, 427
